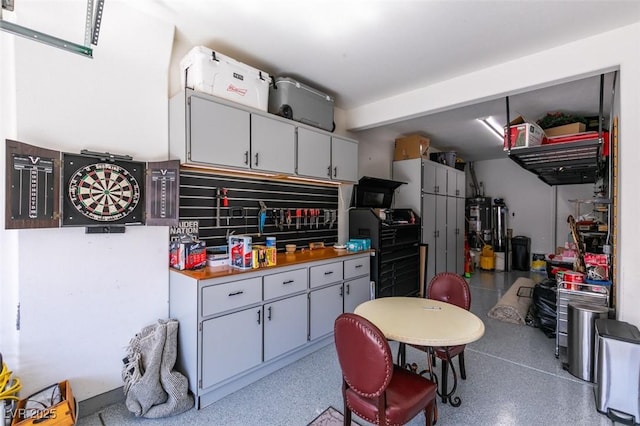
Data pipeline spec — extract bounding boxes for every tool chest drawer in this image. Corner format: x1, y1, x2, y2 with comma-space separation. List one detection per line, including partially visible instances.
263, 268, 307, 300
309, 261, 343, 288
201, 277, 262, 317
344, 256, 370, 280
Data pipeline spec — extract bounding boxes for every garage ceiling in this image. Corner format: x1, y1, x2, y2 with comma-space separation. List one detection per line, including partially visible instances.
130, 2, 638, 160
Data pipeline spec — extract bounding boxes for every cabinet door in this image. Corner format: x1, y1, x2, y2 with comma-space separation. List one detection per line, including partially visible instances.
446, 169, 458, 197
297, 127, 331, 179
201, 307, 262, 389
344, 276, 372, 313
189, 95, 250, 168
456, 197, 465, 274
250, 114, 296, 174
331, 136, 358, 182
435, 195, 447, 274
422, 192, 435, 284
309, 284, 343, 340
264, 294, 308, 361
446, 196, 457, 272
456, 170, 466, 198
422, 160, 446, 194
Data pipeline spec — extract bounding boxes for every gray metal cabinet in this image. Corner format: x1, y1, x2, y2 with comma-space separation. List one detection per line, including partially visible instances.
309, 283, 344, 340
422, 159, 447, 195
264, 294, 308, 361
343, 276, 371, 313
331, 136, 358, 182
250, 114, 295, 174
171, 89, 357, 182
169, 252, 370, 409
189, 94, 250, 168
297, 127, 331, 179
201, 306, 262, 389
422, 192, 447, 282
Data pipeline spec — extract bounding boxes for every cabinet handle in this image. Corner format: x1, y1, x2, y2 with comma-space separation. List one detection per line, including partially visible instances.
340, 286, 344, 297
324, 271, 334, 275
267, 306, 272, 321
228, 290, 244, 296
355, 264, 363, 268
327, 166, 332, 177
244, 151, 249, 165
254, 152, 259, 166
333, 166, 337, 178
257, 310, 261, 325
282, 279, 294, 285
346, 283, 351, 295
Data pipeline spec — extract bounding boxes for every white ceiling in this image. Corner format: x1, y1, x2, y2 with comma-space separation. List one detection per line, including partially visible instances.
131, 1, 639, 161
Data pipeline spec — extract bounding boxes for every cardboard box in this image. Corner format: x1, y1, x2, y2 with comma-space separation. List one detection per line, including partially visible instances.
503, 116, 545, 150
170, 240, 207, 270
394, 134, 430, 161
584, 252, 609, 281
229, 235, 252, 269
544, 122, 586, 137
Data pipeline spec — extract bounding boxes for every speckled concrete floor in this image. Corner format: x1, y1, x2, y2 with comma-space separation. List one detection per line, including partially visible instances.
77, 270, 615, 426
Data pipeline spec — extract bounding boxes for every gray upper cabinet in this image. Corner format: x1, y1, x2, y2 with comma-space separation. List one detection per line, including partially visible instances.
189, 94, 250, 168
250, 114, 295, 174
331, 136, 358, 183
297, 127, 331, 179
171, 89, 358, 182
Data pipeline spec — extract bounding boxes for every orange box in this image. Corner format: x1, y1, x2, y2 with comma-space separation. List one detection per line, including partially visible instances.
394, 134, 430, 161
12, 380, 76, 426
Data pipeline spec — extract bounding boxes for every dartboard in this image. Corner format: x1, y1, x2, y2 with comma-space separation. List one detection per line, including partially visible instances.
68, 162, 141, 222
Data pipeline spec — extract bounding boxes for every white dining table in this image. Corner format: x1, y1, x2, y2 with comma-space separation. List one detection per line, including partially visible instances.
354, 296, 485, 406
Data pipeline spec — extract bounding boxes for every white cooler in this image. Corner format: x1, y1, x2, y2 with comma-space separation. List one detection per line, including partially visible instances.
180, 46, 270, 111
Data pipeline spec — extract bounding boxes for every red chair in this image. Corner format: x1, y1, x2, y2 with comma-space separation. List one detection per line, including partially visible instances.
334, 313, 437, 426
414, 272, 471, 403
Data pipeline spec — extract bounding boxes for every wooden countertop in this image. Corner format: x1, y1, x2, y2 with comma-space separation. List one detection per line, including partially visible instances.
171, 248, 372, 280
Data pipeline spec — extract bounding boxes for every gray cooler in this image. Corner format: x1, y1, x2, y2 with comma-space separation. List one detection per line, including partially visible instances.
594, 318, 640, 424
269, 77, 335, 132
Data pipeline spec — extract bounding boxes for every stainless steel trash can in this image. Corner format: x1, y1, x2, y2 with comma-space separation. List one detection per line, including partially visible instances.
594, 318, 640, 424
567, 303, 609, 381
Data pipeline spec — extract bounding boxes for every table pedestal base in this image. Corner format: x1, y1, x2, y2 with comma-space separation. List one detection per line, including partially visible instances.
398, 343, 462, 407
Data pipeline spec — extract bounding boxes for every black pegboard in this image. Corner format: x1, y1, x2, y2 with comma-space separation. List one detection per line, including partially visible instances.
178, 169, 339, 251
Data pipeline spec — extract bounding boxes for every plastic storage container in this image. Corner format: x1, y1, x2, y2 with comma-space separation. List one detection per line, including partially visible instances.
594, 319, 640, 424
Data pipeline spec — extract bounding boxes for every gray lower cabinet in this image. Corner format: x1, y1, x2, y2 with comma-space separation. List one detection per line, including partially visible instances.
201, 307, 262, 389
264, 294, 308, 361
169, 252, 370, 409
309, 283, 344, 340
343, 276, 372, 313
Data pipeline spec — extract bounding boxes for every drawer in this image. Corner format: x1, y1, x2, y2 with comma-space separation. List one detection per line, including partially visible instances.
263, 268, 307, 300
344, 256, 370, 280
201, 277, 262, 317
310, 261, 343, 288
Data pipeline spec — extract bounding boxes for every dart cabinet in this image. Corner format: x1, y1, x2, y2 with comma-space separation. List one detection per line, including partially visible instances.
5, 139, 180, 230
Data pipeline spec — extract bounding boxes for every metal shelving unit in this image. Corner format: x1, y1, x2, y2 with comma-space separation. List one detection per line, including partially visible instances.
508, 136, 605, 185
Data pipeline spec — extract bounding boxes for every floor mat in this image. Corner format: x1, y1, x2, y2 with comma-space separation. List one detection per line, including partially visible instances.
487, 277, 535, 324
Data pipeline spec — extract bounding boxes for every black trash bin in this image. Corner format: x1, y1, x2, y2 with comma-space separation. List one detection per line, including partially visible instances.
511, 236, 531, 271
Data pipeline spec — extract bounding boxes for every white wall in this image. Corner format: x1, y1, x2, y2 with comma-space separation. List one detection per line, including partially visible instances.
347, 24, 640, 326
0, 1, 174, 400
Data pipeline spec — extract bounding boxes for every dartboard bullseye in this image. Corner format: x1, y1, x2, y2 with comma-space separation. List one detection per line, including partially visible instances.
68, 163, 141, 222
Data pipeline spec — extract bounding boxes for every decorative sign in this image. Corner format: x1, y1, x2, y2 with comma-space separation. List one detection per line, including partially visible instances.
169, 220, 199, 242
62, 153, 145, 227
5, 139, 60, 229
